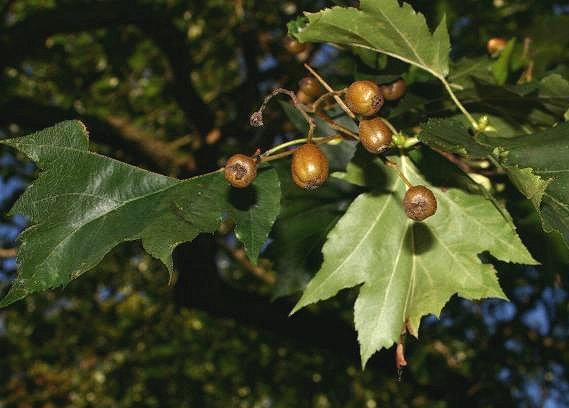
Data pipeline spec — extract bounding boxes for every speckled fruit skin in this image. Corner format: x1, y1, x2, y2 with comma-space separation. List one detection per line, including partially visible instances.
291, 143, 329, 190
487, 37, 507, 55
380, 79, 407, 101
224, 154, 257, 188
403, 185, 437, 221
298, 77, 323, 98
345, 80, 384, 116
283, 36, 306, 54
359, 117, 393, 154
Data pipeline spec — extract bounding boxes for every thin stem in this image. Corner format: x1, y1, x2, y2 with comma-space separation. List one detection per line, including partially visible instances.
396, 335, 407, 382
304, 63, 356, 120
380, 117, 398, 135
383, 158, 413, 188
259, 135, 342, 163
304, 88, 359, 140
308, 89, 358, 142
259, 150, 295, 163
305, 89, 347, 113
252, 88, 316, 141
217, 238, 275, 285
441, 78, 478, 129
345, 43, 479, 129
315, 110, 359, 140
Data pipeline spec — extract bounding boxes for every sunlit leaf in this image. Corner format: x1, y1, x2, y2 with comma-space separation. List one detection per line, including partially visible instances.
292, 150, 536, 366
288, 0, 450, 79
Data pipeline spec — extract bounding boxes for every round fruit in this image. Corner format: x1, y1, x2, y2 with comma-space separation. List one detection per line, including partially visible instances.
291, 143, 329, 190
299, 76, 323, 98
359, 117, 393, 154
224, 154, 257, 188
403, 185, 437, 221
380, 79, 407, 101
487, 37, 507, 55
345, 80, 384, 116
283, 36, 307, 54
296, 89, 313, 105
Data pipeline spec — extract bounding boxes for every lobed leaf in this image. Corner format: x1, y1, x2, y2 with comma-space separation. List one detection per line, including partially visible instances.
288, 0, 451, 79
268, 162, 357, 298
0, 121, 280, 306
418, 114, 569, 248
419, 117, 490, 158
292, 151, 536, 367
458, 76, 569, 128
478, 123, 569, 247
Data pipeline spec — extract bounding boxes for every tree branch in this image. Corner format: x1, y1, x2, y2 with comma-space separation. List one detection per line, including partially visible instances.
0, 0, 214, 137
0, 97, 191, 173
0, 248, 16, 258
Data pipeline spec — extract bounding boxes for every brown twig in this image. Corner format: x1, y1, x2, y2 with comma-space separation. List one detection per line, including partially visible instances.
518, 37, 534, 84
217, 240, 275, 285
303, 64, 356, 120
106, 116, 197, 172
395, 336, 408, 382
315, 110, 359, 140
0, 248, 17, 258
434, 149, 504, 177
303, 88, 359, 140
250, 88, 316, 142
383, 158, 413, 188
305, 89, 347, 113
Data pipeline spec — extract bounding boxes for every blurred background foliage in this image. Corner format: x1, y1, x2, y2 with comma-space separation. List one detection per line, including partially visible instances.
0, 0, 568, 406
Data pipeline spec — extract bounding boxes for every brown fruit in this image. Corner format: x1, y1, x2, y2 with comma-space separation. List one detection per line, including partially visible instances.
283, 36, 307, 54
359, 117, 393, 154
346, 80, 384, 116
403, 185, 437, 221
296, 89, 313, 105
380, 79, 407, 101
298, 77, 323, 98
487, 37, 507, 55
291, 143, 329, 190
224, 154, 257, 188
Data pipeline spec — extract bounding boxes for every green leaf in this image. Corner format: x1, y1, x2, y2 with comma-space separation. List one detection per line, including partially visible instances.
492, 38, 517, 86
292, 151, 536, 367
419, 117, 491, 158
538, 74, 569, 118
0, 121, 280, 306
458, 77, 569, 128
268, 162, 357, 298
448, 57, 494, 89
288, 0, 451, 79
478, 123, 569, 247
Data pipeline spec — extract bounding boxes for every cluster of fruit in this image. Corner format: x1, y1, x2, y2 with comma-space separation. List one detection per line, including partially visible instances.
224, 38, 437, 222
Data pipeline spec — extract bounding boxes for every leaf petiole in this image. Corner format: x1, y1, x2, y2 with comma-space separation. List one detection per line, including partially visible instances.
441, 78, 478, 129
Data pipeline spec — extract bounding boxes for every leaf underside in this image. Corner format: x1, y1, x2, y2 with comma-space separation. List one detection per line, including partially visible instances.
292, 151, 536, 367
1, 121, 281, 307
288, 0, 450, 78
